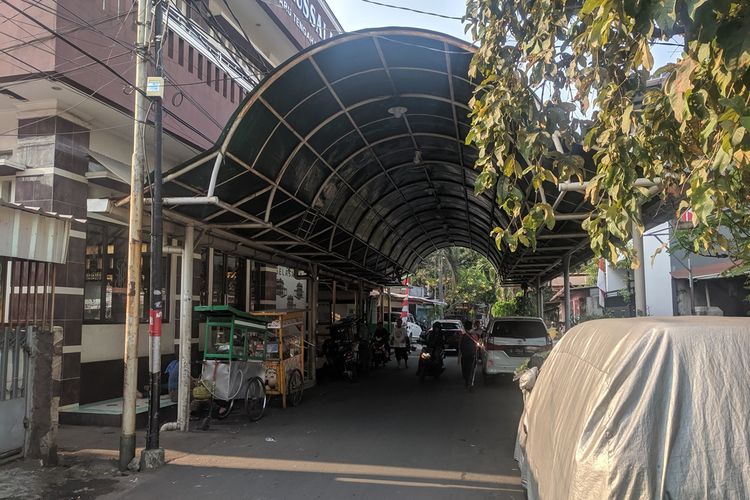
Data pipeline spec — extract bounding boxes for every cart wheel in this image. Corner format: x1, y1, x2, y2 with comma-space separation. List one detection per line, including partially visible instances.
244, 377, 266, 421
287, 369, 303, 407
214, 398, 234, 420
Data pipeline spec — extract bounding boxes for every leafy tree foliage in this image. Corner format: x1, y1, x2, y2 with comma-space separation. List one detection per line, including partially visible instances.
491, 287, 537, 316
464, 0, 750, 269
412, 248, 498, 309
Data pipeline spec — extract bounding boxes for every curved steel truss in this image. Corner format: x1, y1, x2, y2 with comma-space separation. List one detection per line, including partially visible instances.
161, 28, 604, 284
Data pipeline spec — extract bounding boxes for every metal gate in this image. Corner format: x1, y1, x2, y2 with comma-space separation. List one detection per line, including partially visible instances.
0, 257, 55, 460
0, 326, 30, 459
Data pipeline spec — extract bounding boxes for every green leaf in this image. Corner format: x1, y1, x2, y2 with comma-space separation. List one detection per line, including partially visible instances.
731, 127, 745, 146
684, 0, 708, 20
652, 0, 677, 36
621, 104, 633, 134
580, 0, 607, 15
641, 42, 654, 71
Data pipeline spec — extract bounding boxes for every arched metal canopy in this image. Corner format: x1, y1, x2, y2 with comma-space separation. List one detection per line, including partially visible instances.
161, 28, 600, 285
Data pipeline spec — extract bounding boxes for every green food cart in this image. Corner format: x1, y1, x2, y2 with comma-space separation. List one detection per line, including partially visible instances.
195, 305, 305, 427
195, 305, 269, 426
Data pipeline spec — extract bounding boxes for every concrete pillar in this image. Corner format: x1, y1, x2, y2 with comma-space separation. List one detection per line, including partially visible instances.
309, 267, 319, 383
25, 325, 63, 465
536, 276, 543, 319
353, 283, 359, 319
387, 289, 392, 332
331, 280, 337, 324
632, 218, 647, 316
177, 226, 193, 432
563, 254, 571, 331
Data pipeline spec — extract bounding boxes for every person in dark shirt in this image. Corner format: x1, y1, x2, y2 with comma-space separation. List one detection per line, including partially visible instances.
459, 320, 480, 390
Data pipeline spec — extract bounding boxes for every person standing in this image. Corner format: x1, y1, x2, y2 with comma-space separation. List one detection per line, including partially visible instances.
459, 320, 480, 390
391, 318, 410, 369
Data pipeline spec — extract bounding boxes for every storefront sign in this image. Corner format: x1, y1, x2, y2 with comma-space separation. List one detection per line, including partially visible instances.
276, 265, 307, 310
260, 0, 340, 48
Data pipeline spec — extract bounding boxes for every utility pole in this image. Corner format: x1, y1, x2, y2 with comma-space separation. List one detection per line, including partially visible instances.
120, 0, 150, 471
141, 0, 165, 470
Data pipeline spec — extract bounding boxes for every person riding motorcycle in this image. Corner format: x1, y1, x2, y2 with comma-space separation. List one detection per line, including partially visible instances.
426, 322, 446, 353
417, 322, 445, 378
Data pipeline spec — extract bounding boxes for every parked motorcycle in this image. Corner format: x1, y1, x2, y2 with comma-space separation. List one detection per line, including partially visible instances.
322, 322, 359, 382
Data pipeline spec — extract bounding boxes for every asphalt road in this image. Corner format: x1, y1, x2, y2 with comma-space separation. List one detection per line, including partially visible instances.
41, 357, 525, 499
117, 357, 523, 499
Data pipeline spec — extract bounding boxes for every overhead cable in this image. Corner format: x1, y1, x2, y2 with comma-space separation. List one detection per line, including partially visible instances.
359, 0, 463, 20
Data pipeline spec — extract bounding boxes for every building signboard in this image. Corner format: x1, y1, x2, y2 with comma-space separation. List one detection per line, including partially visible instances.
259, 0, 341, 49
275, 265, 307, 310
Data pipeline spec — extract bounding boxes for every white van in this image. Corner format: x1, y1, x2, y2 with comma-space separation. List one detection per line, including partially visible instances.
482, 317, 550, 376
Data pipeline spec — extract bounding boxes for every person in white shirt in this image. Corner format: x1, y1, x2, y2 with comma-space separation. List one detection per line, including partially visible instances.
390, 318, 410, 369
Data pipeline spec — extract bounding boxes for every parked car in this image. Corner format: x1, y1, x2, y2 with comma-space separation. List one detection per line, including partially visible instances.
482, 317, 550, 376
515, 317, 750, 500
421, 319, 465, 352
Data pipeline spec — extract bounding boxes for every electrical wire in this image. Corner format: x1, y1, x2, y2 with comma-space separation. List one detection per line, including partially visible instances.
359, 0, 463, 20
220, 0, 273, 73
0, 61, 135, 137
189, 0, 258, 83
0, 0, 216, 145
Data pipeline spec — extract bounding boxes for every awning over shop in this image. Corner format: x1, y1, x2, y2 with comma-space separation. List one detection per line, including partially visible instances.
0, 202, 71, 264
670, 260, 740, 280
370, 289, 446, 306
159, 27, 639, 286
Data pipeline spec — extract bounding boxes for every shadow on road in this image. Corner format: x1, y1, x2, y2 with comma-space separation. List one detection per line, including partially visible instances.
40, 361, 525, 499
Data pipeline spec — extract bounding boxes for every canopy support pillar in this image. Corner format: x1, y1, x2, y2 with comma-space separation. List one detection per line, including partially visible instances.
387, 289, 392, 332
331, 280, 337, 324
563, 254, 571, 331
309, 265, 319, 384
536, 276, 543, 319
177, 224, 193, 432
632, 215, 647, 316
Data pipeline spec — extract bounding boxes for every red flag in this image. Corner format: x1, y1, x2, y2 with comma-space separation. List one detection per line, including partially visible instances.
401, 277, 409, 319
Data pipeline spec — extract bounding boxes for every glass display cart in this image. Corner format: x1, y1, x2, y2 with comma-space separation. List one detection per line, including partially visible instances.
250, 310, 306, 409
195, 306, 306, 429
195, 305, 269, 428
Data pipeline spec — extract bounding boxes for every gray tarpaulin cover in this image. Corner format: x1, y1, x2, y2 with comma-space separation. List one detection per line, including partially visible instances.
515, 317, 750, 499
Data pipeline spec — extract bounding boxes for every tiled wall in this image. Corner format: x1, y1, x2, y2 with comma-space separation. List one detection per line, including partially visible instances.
15, 116, 88, 406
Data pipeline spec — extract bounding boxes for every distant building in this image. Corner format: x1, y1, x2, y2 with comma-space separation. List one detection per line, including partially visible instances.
598, 222, 748, 317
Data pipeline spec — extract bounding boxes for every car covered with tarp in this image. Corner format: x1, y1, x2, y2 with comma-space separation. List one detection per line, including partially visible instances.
515, 317, 750, 499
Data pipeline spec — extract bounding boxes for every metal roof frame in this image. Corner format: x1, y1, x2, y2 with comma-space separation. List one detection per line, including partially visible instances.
158, 27, 625, 286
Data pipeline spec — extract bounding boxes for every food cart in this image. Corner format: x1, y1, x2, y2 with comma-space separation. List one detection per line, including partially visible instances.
195, 305, 269, 427
250, 310, 306, 409
195, 306, 306, 428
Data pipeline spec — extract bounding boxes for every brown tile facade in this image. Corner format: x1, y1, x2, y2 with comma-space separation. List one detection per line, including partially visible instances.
15, 116, 89, 406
